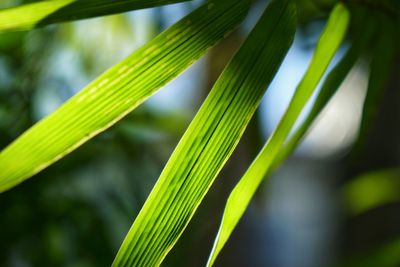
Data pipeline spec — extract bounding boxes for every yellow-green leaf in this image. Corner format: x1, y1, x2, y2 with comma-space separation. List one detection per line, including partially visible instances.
113, 0, 296, 266
0, 0, 249, 192
0, 0, 189, 32
207, 4, 350, 266
274, 12, 376, 168
342, 168, 400, 215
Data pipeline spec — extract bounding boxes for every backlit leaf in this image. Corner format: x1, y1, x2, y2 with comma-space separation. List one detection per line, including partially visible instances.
0, 0, 189, 32
0, 0, 249, 192
273, 12, 376, 167
113, 1, 296, 266
207, 4, 350, 265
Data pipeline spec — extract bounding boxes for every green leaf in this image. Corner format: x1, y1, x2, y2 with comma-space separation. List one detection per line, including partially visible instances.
0, 0, 249, 192
352, 16, 398, 156
342, 168, 400, 215
273, 12, 376, 168
112, 0, 296, 266
207, 4, 350, 266
0, 0, 189, 32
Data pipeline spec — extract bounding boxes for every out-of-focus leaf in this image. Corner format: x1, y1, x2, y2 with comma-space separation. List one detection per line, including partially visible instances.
0, 0, 249, 192
0, 0, 189, 32
352, 16, 398, 156
342, 168, 400, 215
113, 1, 296, 266
207, 4, 349, 266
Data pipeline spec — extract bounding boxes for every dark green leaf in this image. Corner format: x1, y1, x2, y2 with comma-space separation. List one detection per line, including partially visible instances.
352, 16, 398, 156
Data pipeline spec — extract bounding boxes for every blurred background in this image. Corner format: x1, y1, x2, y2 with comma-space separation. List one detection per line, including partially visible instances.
0, 0, 399, 266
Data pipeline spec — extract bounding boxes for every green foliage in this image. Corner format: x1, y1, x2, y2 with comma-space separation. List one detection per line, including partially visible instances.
113, 0, 294, 265
0, 0, 399, 266
0, 0, 189, 31
274, 11, 376, 167
353, 16, 398, 156
342, 169, 400, 215
208, 4, 349, 264
0, 0, 247, 192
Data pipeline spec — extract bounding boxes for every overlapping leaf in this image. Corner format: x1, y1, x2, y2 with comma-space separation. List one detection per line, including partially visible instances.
274, 12, 376, 167
207, 4, 350, 266
113, 1, 296, 266
0, 0, 189, 32
0, 0, 249, 192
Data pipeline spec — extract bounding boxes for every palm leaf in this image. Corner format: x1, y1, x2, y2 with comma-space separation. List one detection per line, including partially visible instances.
207, 4, 350, 266
112, 0, 296, 266
0, 0, 249, 192
273, 13, 376, 168
0, 0, 189, 32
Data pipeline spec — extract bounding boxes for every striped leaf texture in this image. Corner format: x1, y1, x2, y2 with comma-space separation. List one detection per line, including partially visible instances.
112, 0, 296, 266
207, 3, 350, 266
0, 0, 249, 192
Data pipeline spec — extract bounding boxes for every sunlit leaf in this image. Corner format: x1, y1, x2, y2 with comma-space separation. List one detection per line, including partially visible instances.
0, 0, 249, 192
273, 11, 376, 168
113, 1, 296, 266
0, 0, 189, 32
207, 4, 350, 266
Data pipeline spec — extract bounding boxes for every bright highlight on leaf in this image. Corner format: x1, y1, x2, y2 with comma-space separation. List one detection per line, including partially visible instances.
112, 0, 296, 266
0, 0, 248, 192
207, 4, 350, 266
0, 0, 189, 32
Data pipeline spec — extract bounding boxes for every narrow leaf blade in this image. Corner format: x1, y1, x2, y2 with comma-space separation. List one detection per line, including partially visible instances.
274, 14, 376, 168
0, 0, 189, 32
208, 4, 350, 265
113, 0, 296, 266
0, 0, 248, 192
